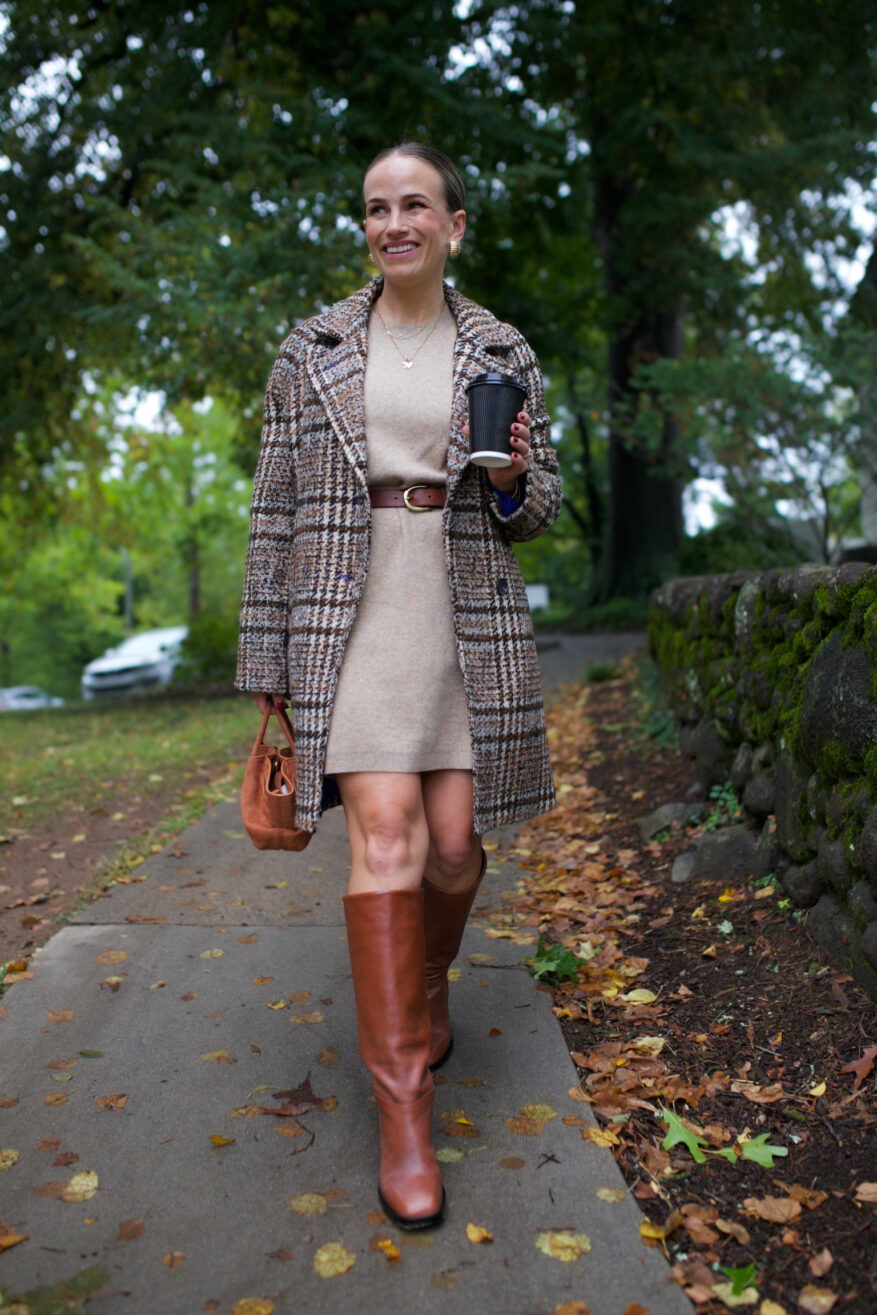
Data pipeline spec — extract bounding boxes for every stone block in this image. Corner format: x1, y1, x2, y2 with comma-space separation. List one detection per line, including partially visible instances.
778, 861, 824, 908
692, 823, 757, 883
743, 770, 775, 823
800, 632, 877, 765
808, 894, 877, 998
848, 881, 877, 927
774, 751, 815, 863
639, 802, 692, 839
862, 921, 877, 972
860, 805, 877, 874
731, 743, 752, 794
694, 718, 733, 791
817, 837, 852, 894
753, 819, 779, 882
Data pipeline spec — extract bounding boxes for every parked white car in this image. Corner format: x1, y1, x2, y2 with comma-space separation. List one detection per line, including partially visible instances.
0, 685, 66, 711
81, 627, 189, 700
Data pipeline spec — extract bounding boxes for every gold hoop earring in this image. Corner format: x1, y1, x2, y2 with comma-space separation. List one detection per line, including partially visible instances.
449, 239, 461, 258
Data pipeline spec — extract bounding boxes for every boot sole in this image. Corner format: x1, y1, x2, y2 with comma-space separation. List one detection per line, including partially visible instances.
378, 1185, 446, 1231
428, 1035, 453, 1072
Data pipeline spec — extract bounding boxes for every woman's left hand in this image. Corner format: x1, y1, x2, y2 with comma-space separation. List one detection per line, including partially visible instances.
463, 411, 532, 494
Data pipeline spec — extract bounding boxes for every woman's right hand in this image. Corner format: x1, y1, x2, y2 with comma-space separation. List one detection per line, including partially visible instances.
250, 691, 288, 716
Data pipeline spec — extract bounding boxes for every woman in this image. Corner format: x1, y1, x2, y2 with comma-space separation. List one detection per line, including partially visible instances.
236, 143, 561, 1230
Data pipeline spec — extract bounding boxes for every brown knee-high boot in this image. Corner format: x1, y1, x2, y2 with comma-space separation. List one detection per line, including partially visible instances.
343, 888, 445, 1229
423, 847, 486, 1070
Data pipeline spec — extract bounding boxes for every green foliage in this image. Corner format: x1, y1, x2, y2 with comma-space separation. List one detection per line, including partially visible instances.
586, 662, 620, 683
173, 611, 239, 687
679, 509, 803, 577
713, 1134, 788, 1168
527, 939, 581, 984
704, 781, 742, 832
720, 1264, 759, 1296
659, 1106, 709, 1163
660, 1107, 788, 1170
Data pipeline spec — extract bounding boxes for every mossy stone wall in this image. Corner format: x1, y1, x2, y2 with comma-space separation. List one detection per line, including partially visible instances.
649, 563, 877, 998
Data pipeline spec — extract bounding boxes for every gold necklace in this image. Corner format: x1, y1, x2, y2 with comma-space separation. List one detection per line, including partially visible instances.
374, 301, 446, 369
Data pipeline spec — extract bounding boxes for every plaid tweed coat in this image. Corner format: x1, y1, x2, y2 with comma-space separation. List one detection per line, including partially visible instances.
235, 277, 562, 834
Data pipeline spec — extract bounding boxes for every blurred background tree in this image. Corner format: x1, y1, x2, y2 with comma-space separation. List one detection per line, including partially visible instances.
1, 0, 876, 690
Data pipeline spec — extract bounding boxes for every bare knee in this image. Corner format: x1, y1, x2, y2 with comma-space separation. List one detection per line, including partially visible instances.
428, 830, 482, 885
362, 807, 423, 880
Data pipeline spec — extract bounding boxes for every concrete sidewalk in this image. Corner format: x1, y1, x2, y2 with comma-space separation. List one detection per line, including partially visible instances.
1, 635, 689, 1315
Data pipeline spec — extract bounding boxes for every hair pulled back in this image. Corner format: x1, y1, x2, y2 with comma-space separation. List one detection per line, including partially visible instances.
364, 142, 465, 214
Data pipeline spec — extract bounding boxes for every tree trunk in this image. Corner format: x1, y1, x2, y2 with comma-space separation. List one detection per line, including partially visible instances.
592, 305, 685, 601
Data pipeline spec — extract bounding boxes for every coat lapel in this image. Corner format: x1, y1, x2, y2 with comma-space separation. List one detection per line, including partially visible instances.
304, 281, 378, 492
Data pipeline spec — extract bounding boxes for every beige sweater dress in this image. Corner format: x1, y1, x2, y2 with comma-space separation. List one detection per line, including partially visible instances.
323, 308, 473, 773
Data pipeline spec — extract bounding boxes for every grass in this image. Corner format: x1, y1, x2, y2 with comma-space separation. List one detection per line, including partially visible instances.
0, 692, 258, 835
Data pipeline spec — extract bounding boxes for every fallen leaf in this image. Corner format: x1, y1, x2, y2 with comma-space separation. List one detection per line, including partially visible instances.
620, 988, 656, 1004
318, 1046, 340, 1068
37, 1138, 62, 1152
797, 1287, 837, 1315
742, 1196, 801, 1224
713, 1282, 758, 1307
231, 1301, 274, 1315
61, 1170, 99, 1202
640, 1212, 682, 1245
0, 1225, 28, 1253
115, 1218, 145, 1241
96, 1093, 128, 1111
289, 990, 311, 1003
376, 1238, 402, 1265
46, 1009, 75, 1023
238, 935, 259, 945
555, 1306, 594, 1315
163, 1251, 185, 1268
44, 1093, 68, 1106
716, 1218, 750, 1245
500, 1157, 526, 1170
436, 1148, 466, 1163
807, 1081, 826, 1097
582, 1125, 619, 1147
776, 1183, 828, 1210
808, 1250, 833, 1278
0, 1149, 19, 1171
209, 1134, 235, 1147
53, 1152, 79, 1167
596, 1186, 626, 1203
290, 1012, 324, 1025
200, 1050, 235, 1063
838, 1044, 877, 1092
313, 1241, 355, 1277
431, 1270, 460, 1290
466, 1221, 494, 1244
854, 1182, 877, 1203
289, 1193, 328, 1215
79, 1050, 102, 1059
200, 949, 224, 959
149, 981, 165, 991
535, 1231, 591, 1262
759, 1303, 788, 1315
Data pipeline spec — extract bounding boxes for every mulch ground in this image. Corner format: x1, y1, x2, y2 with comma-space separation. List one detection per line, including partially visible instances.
495, 659, 876, 1315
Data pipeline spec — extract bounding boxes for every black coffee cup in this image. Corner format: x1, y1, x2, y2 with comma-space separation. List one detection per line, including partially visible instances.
466, 371, 526, 469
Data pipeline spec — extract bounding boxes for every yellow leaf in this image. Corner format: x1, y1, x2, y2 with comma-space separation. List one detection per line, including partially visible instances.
200, 949, 223, 959
718, 887, 738, 902
163, 1251, 185, 1268
376, 1238, 402, 1264
200, 1050, 232, 1062
289, 1193, 328, 1215
447, 968, 462, 982
436, 1148, 466, 1163
620, 988, 656, 1005
267, 1000, 286, 1010
313, 1241, 356, 1277
808, 1081, 826, 1097
0, 1149, 20, 1171
290, 1012, 325, 1025
61, 1170, 99, 1203
95, 950, 128, 965
629, 1036, 666, 1056
232, 1302, 275, 1315
96, 1093, 128, 1110
535, 1231, 591, 1262
596, 1186, 626, 1203
209, 1134, 235, 1147
582, 1125, 619, 1147
466, 1222, 494, 1244
0, 1226, 28, 1253
702, 944, 718, 958
713, 1281, 759, 1307
759, 1302, 788, 1315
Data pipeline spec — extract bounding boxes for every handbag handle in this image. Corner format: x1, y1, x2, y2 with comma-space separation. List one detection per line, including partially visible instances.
253, 703, 296, 756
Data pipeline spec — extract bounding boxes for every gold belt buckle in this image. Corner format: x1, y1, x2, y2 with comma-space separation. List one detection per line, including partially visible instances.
402, 484, 435, 512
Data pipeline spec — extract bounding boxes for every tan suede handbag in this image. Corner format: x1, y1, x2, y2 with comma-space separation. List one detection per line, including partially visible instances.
240, 705, 311, 851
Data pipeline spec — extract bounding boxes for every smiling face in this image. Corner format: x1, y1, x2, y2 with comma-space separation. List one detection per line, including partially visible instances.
363, 153, 466, 296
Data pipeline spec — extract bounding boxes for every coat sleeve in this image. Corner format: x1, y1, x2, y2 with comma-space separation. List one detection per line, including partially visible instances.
234, 349, 298, 693
486, 332, 562, 542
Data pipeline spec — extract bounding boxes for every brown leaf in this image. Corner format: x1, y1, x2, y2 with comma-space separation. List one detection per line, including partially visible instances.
52, 1152, 79, 1167
163, 1251, 185, 1268
115, 1218, 146, 1242
716, 1218, 750, 1245
838, 1044, 877, 1092
37, 1137, 61, 1153
238, 935, 259, 944
797, 1286, 837, 1315
317, 1046, 340, 1068
96, 1093, 129, 1111
775, 1182, 829, 1210
500, 1156, 526, 1170
0, 1097, 19, 1109
46, 1009, 75, 1023
809, 1249, 833, 1278
742, 1195, 802, 1224
44, 1093, 68, 1106
95, 950, 127, 965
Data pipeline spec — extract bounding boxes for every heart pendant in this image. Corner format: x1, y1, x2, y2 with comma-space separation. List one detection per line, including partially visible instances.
402, 360, 413, 369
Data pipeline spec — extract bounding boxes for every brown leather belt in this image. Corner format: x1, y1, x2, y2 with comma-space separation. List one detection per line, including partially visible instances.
369, 485, 446, 512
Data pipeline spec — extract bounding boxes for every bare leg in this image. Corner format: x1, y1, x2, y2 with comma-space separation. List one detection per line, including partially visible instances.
337, 771, 430, 895
421, 769, 482, 893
